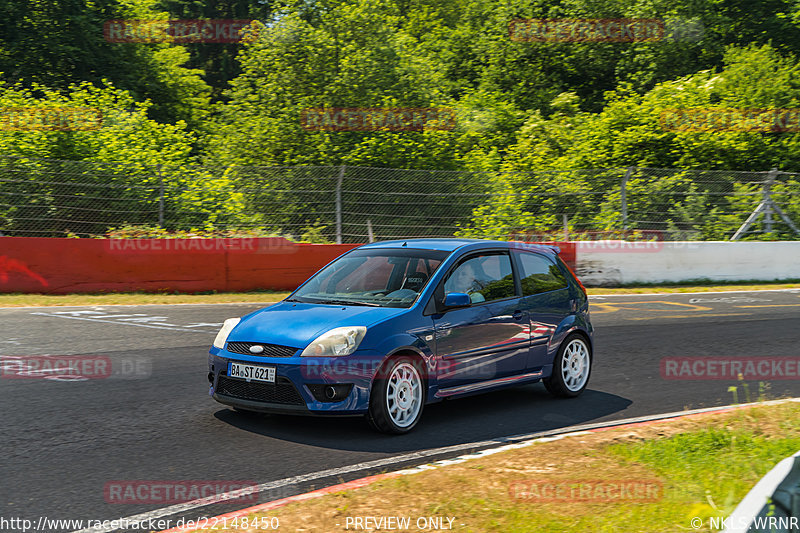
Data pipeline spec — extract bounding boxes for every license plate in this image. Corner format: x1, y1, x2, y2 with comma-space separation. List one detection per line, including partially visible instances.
228, 362, 276, 383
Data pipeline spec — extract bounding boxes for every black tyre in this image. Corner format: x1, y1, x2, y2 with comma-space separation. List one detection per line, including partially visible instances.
543, 333, 592, 398
366, 356, 425, 434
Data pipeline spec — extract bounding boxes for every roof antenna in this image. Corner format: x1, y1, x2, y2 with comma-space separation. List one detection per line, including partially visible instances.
402, 241, 407, 247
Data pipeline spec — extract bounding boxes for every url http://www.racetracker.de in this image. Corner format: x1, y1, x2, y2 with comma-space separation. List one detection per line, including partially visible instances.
0, 515, 281, 532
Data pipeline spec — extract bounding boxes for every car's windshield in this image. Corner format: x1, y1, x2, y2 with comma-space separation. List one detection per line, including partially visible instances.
290, 248, 449, 308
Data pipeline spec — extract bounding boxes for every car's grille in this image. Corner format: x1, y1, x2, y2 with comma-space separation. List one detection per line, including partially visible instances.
226, 342, 297, 357
216, 374, 305, 405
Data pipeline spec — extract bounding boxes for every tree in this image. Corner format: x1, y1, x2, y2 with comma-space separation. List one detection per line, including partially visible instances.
460, 45, 800, 239
0, 80, 209, 236
0, 0, 211, 127
154, 0, 279, 100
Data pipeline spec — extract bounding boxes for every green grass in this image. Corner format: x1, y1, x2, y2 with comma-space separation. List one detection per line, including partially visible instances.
0, 290, 291, 307
476, 418, 800, 531
602, 429, 800, 531
520, 410, 800, 531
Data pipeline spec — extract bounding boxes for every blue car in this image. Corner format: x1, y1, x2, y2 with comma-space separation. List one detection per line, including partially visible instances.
208, 238, 593, 434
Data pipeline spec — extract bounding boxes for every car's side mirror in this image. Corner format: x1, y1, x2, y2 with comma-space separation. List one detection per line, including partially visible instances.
443, 292, 471, 309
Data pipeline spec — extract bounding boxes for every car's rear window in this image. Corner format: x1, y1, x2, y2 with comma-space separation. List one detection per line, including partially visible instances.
517, 251, 568, 296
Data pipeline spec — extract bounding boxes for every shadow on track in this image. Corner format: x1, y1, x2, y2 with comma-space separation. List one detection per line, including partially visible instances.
213, 384, 632, 453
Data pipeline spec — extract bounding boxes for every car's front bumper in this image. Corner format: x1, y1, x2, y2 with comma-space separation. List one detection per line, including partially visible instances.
207, 348, 380, 415
211, 392, 363, 416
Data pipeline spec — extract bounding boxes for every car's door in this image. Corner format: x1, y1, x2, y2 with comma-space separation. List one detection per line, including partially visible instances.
513, 251, 573, 372
431, 251, 530, 388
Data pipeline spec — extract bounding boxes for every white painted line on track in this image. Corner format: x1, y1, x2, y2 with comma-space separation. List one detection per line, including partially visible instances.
589, 288, 800, 298
29, 312, 219, 333
71, 397, 800, 533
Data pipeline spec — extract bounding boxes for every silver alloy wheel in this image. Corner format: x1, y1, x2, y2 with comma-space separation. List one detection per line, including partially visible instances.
385, 361, 422, 428
560, 338, 590, 392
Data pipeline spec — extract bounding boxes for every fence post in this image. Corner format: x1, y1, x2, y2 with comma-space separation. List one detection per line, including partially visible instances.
730, 167, 786, 240
621, 166, 633, 231
336, 164, 345, 244
763, 168, 777, 234
157, 165, 165, 229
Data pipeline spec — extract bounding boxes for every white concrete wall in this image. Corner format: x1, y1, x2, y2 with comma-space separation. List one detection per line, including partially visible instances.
574, 241, 800, 285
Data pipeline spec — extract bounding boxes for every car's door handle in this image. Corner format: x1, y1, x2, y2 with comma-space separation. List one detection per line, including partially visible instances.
513, 310, 524, 320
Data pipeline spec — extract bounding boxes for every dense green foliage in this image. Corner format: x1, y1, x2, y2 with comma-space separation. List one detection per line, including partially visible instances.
3, 0, 800, 239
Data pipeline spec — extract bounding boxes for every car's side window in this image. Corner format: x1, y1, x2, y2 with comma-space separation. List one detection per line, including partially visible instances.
517, 252, 568, 296
443, 253, 516, 304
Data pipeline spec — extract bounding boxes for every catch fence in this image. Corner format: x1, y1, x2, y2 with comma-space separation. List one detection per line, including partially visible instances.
1, 155, 798, 242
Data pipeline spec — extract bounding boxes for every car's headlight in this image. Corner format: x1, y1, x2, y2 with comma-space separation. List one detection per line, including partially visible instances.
213, 317, 240, 349
301, 326, 367, 357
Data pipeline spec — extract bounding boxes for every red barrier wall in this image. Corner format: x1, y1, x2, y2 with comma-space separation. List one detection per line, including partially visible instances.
0, 237, 358, 294
0, 237, 576, 294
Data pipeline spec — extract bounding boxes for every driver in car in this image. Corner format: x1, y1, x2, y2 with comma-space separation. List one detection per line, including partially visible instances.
446, 262, 486, 303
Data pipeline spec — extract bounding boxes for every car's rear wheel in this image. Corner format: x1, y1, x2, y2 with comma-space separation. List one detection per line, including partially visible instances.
367, 356, 425, 434
544, 334, 591, 398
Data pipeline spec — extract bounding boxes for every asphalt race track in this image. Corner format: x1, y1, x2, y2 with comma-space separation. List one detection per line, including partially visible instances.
3, 290, 800, 532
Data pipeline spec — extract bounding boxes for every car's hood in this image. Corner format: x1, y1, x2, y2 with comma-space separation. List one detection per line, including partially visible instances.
229, 301, 407, 348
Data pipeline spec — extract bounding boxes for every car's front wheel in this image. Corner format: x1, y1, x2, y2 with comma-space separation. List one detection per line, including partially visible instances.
544, 334, 592, 398
367, 356, 425, 434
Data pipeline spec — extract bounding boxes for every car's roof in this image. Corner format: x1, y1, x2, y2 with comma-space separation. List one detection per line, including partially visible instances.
358, 238, 483, 252
358, 238, 559, 255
